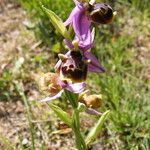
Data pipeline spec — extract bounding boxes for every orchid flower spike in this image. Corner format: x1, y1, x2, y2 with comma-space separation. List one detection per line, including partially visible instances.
39, 72, 86, 102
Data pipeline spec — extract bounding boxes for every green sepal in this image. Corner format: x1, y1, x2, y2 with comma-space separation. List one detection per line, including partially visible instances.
47, 103, 72, 127
65, 90, 78, 109
41, 4, 71, 41
85, 110, 111, 146
78, 102, 86, 113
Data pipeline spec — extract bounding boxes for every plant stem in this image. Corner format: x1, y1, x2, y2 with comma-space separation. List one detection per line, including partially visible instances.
14, 81, 35, 150
72, 109, 87, 150
65, 91, 87, 150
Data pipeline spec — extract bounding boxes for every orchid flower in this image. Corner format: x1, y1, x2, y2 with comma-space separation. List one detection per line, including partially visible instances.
55, 49, 105, 74
62, 0, 114, 73
64, 0, 113, 51
55, 50, 88, 82
40, 72, 101, 116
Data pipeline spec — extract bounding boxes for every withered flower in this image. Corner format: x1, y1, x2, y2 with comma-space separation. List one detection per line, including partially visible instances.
79, 93, 102, 108
39, 72, 86, 102
39, 72, 62, 95
78, 91, 102, 115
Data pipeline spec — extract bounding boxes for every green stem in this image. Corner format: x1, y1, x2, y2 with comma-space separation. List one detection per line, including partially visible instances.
65, 91, 87, 150
14, 81, 35, 150
72, 109, 87, 150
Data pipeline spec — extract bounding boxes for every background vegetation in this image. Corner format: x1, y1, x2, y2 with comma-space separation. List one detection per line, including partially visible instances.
0, 0, 150, 149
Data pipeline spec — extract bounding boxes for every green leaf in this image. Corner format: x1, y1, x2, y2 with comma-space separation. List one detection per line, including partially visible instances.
85, 110, 111, 146
41, 4, 71, 41
47, 103, 72, 127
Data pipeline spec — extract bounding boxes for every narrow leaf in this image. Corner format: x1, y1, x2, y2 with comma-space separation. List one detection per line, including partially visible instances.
85, 110, 110, 146
41, 5, 71, 41
47, 103, 72, 127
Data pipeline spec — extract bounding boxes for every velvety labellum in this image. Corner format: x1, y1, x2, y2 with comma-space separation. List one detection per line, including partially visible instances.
89, 3, 113, 24
61, 51, 87, 82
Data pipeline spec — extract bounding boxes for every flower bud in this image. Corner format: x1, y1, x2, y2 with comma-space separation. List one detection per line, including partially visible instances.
89, 3, 113, 24
59, 51, 87, 82
39, 72, 62, 95
79, 92, 102, 108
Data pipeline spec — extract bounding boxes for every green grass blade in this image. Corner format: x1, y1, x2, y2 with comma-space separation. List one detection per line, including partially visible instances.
14, 81, 35, 150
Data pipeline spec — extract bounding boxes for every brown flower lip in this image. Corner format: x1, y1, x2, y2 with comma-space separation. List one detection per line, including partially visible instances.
58, 51, 88, 83
84, 3, 113, 24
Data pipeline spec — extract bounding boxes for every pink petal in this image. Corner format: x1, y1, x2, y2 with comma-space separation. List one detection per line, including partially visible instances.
40, 90, 64, 102
84, 51, 105, 73
64, 39, 74, 49
73, 11, 91, 41
66, 82, 86, 93
78, 29, 93, 51
54, 51, 71, 71
64, 5, 82, 26
86, 108, 101, 115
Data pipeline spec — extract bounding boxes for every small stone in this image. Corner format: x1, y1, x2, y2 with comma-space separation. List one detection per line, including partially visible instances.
22, 138, 28, 145
15, 101, 24, 113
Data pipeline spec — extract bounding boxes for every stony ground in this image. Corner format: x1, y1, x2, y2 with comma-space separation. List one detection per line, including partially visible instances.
0, 1, 34, 148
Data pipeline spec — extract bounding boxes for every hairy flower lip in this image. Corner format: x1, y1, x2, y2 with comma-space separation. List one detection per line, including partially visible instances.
89, 3, 113, 24
56, 50, 88, 82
